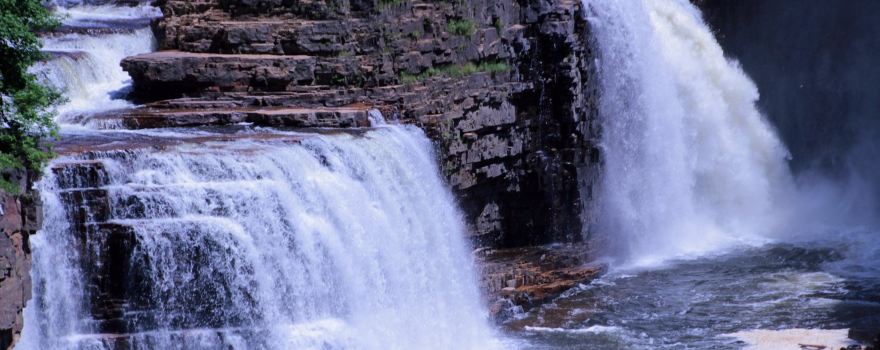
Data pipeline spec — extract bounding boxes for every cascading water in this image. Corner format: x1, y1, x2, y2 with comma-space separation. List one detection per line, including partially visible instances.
32, 2, 160, 124
502, 1, 879, 348
584, 0, 796, 266
19, 2, 506, 349
19, 126, 502, 349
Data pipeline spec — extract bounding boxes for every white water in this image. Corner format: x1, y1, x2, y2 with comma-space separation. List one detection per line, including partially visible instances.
32, 4, 159, 125
584, 0, 796, 266
19, 126, 502, 349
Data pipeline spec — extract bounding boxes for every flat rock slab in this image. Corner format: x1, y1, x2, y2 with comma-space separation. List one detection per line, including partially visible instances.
85, 106, 371, 130
121, 51, 318, 99
51, 127, 371, 156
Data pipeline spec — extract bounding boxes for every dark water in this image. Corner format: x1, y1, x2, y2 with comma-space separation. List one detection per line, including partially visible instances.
507, 232, 880, 349
511, 3, 880, 347
698, 0, 880, 212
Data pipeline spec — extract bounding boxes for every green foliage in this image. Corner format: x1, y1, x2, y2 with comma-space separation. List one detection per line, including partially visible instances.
493, 17, 503, 33
446, 19, 476, 37
399, 60, 510, 84
0, 0, 62, 192
378, 0, 405, 9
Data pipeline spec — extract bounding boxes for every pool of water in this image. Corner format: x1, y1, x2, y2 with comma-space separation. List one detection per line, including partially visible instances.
505, 232, 880, 349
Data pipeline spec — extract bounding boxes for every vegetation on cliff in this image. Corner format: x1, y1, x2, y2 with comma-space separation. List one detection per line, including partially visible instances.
0, 0, 61, 193
399, 61, 510, 84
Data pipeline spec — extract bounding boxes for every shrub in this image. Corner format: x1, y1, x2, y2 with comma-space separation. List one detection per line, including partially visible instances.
398, 60, 510, 84
0, 0, 62, 193
447, 19, 476, 37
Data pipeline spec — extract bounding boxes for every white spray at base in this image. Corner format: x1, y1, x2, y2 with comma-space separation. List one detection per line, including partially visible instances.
583, 0, 796, 267
18, 124, 503, 350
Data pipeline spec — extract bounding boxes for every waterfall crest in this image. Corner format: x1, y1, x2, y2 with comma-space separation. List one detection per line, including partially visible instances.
19, 126, 501, 349
584, 0, 796, 266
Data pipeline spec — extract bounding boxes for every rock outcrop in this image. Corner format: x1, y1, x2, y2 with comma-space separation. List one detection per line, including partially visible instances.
477, 243, 603, 321
119, 0, 601, 249
0, 171, 41, 350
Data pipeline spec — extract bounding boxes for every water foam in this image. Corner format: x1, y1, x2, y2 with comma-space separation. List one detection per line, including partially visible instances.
20, 125, 502, 349
584, 0, 795, 266
32, 4, 159, 124
726, 328, 855, 350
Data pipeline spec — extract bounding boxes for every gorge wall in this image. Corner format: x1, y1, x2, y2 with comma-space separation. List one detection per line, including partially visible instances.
123, 0, 600, 248
0, 172, 41, 350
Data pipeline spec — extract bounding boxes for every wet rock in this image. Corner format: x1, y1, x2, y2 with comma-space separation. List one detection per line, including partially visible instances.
125, 0, 601, 249
847, 329, 880, 350
89, 105, 370, 129
476, 243, 603, 322
0, 170, 39, 350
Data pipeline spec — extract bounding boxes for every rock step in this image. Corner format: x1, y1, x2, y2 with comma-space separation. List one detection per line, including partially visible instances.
60, 179, 291, 221
62, 219, 266, 334
60, 326, 264, 348
202, 0, 359, 19
48, 25, 142, 36
121, 51, 375, 100
162, 18, 359, 56
143, 89, 367, 110
52, 160, 111, 190
58, 188, 112, 225
75, 222, 140, 334
87, 105, 371, 129
157, 0, 220, 16
52, 125, 369, 156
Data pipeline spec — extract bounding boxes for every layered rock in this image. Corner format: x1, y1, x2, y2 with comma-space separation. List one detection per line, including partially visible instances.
0, 171, 42, 350
120, 0, 601, 248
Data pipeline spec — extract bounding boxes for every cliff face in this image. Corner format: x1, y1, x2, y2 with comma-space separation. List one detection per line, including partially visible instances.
123, 0, 600, 248
0, 171, 41, 350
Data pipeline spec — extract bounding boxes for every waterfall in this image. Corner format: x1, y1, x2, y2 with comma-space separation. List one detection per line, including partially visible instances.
583, 0, 795, 266
19, 126, 501, 349
32, 3, 160, 125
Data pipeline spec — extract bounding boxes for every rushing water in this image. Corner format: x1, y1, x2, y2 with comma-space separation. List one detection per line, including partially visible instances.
501, 0, 880, 349
508, 238, 880, 349
584, 0, 795, 267
18, 0, 880, 349
21, 3, 504, 349
32, 2, 160, 124
19, 126, 503, 349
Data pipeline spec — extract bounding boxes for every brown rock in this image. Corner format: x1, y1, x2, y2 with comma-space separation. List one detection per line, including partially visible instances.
476, 243, 604, 322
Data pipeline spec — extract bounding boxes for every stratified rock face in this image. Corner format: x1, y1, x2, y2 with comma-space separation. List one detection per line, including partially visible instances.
122, 0, 600, 248
0, 171, 41, 350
